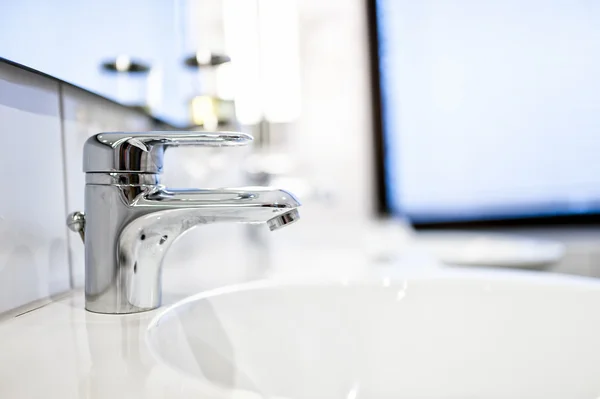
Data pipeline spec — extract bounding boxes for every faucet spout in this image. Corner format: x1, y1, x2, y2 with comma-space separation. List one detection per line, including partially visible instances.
140, 186, 300, 223
108, 186, 300, 314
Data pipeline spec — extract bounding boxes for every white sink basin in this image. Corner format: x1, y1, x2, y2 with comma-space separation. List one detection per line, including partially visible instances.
147, 272, 600, 398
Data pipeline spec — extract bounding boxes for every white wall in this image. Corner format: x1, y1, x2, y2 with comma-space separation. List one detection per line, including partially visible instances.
278, 0, 375, 238
0, 62, 70, 313
0, 61, 159, 313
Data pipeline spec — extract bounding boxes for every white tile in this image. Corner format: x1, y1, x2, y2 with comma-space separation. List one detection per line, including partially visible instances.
0, 62, 70, 313
61, 86, 153, 287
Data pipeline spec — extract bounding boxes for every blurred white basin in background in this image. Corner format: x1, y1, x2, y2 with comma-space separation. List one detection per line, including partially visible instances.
416, 231, 565, 269
147, 272, 600, 399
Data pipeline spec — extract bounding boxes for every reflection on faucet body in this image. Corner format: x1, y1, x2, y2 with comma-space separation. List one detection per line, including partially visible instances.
68, 132, 300, 314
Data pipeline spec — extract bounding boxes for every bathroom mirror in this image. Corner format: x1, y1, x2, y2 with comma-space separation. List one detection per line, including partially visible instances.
370, 0, 600, 226
0, 0, 232, 128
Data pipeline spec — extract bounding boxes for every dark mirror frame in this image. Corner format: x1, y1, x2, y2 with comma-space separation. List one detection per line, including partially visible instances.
365, 0, 600, 229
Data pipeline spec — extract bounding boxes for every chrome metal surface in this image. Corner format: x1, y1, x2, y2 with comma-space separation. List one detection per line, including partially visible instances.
83, 131, 252, 173
69, 131, 300, 314
85, 172, 160, 186
66, 211, 86, 242
267, 209, 300, 231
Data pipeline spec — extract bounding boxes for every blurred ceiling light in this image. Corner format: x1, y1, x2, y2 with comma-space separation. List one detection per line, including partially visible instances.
115, 55, 132, 72
195, 50, 212, 65
191, 95, 218, 129
223, 0, 301, 125
184, 52, 231, 68
101, 56, 149, 74
100, 56, 151, 107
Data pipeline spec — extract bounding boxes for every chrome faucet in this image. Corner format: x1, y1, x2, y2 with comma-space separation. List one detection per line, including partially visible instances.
67, 132, 300, 314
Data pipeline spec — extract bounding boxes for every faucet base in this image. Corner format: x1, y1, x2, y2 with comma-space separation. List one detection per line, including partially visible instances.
84, 304, 159, 315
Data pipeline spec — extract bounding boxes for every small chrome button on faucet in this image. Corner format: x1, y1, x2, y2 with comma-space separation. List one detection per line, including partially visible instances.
67, 131, 300, 314
66, 211, 85, 242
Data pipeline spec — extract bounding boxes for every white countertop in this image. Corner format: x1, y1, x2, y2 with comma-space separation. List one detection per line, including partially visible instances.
3, 265, 594, 399
0, 291, 195, 399
0, 221, 437, 399
1, 221, 592, 398
0, 262, 430, 399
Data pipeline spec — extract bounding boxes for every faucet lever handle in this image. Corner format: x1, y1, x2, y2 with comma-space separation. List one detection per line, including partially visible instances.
83, 131, 253, 174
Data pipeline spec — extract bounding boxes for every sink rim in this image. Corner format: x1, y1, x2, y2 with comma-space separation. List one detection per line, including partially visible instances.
151, 268, 600, 328
146, 269, 600, 397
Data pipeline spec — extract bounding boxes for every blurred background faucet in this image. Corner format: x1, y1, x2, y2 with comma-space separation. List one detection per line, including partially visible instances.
67, 132, 300, 314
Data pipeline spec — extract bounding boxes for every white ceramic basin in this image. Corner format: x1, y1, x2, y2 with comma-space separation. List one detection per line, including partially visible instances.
147, 272, 600, 399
